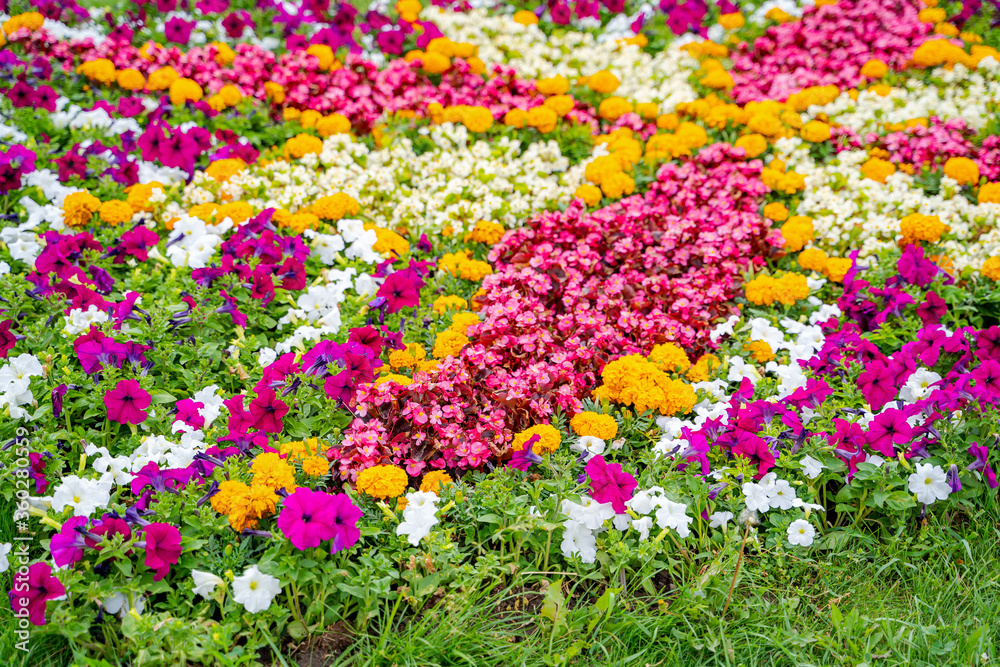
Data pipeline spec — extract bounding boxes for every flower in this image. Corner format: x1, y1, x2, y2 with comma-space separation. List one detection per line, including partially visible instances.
396, 490, 439, 545
800, 455, 825, 479
419, 471, 453, 494
105, 379, 151, 425
50, 517, 88, 567
51, 475, 111, 517
709, 511, 733, 528
943, 157, 979, 186
8, 562, 65, 625
249, 389, 289, 434
908, 463, 951, 505
786, 519, 815, 547
511, 424, 561, 453
277, 488, 339, 551
191, 571, 225, 599
356, 464, 408, 499
586, 455, 637, 513
142, 523, 182, 581
571, 436, 606, 461
866, 409, 913, 457
654, 499, 693, 538
232, 565, 282, 613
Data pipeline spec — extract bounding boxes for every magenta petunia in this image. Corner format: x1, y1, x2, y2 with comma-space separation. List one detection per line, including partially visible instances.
277, 488, 338, 550
105, 379, 152, 425
8, 562, 65, 626
586, 455, 637, 513
50, 516, 89, 568
142, 523, 182, 581
249, 388, 289, 433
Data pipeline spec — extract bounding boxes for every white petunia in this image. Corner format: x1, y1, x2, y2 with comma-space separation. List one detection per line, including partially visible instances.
800, 455, 825, 479
0, 542, 11, 573
653, 499, 693, 538
742, 482, 771, 513
232, 565, 282, 613
709, 511, 733, 528
560, 520, 598, 563
631, 516, 653, 541
908, 463, 951, 505
767, 480, 797, 510
570, 435, 606, 461
899, 368, 942, 403
191, 571, 226, 599
786, 519, 816, 547
50, 475, 112, 517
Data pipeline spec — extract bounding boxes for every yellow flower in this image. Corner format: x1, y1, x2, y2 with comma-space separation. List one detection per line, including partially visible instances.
169, 78, 203, 106
422, 52, 451, 74
503, 108, 527, 128
686, 354, 721, 382
598, 96, 633, 121
718, 12, 744, 29
656, 113, 679, 130
126, 183, 162, 212
302, 456, 329, 477
735, 134, 768, 158
575, 184, 603, 206
251, 452, 298, 492
569, 412, 618, 440
635, 102, 659, 119
63, 192, 102, 227
744, 273, 809, 306
356, 464, 408, 499
369, 226, 410, 257
543, 95, 575, 117
464, 220, 506, 245
458, 259, 493, 281
981, 257, 1000, 280
800, 120, 831, 143
900, 213, 949, 244
218, 84, 242, 106
433, 295, 468, 314
647, 342, 691, 373
99, 200, 133, 226
376, 374, 414, 387
449, 312, 480, 336
312, 193, 361, 221
825, 257, 853, 283
213, 42, 236, 66
264, 81, 285, 104
419, 471, 453, 494
763, 202, 789, 221
596, 354, 696, 416
860, 157, 896, 183
918, 7, 946, 23
511, 424, 562, 453
206, 158, 246, 183
299, 110, 322, 129
433, 330, 469, 358
943, 157, 979, 186
600, 172, 635, 199
513, 9, 538, 25
217, 201, 253, 225
745, 340, 774, 363
116, 68, 146, 90
306, 44, 338, 71
860, 59, 888, 78
780, 216, 814, 252
536, 76, 569, 95
700, 69, 734, 90
797, 247, 829, 273
76, 58, 116, 86
3, 11, 44, 35
586, 70, 620, 94
978, 182, 1000, 204
526, 106, 558, 133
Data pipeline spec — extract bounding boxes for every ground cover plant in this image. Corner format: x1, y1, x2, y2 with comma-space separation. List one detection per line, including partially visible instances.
1, 0, 1000, 665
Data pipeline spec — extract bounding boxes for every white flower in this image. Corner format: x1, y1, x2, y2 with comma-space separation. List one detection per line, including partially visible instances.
257, 348, 277, 367
626, 487, 664, 515
767, 480, 797, 510
561, 497, 615, 530
232, 565, 282, 613
710, 315, 740, 343
0, 542, 11, 573
397, 491, 440, 545
560, 520, 598, 563
800, 455, 825, 479
631, 516, 653, 541
191, 571, 226, 599
908, 463, 951, 505
653, 499, 693, 538
709, 511, 733, 528
742, 482, 771, 513
899, 368, 942, 403
570, 435, 606, 461
786, 519, 816, 547
727, 356, 762, 384
50, 475, 112, 517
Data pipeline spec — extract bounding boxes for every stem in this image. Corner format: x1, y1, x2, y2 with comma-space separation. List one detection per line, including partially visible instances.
723, 520, 751, 618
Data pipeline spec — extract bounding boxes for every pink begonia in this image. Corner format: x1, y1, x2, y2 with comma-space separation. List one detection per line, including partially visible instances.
729, 0, 931, 103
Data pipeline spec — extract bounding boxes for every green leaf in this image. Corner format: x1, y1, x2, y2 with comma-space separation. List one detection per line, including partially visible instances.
541, 578, 566, 627
151, 393, 178, 404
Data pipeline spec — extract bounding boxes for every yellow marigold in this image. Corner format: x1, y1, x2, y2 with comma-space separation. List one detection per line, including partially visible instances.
302, 455, 329, 477
860, 59, 889, 78
458, 259, 493, 281
369, 225, 410, 257
449, 312, 480, 335
825, 257, 853, 283
116, 68, 146, 90
306, 44, 337, 70
513, 9, 539, 25
600, 172, 635, 199
126, 183, 162, 213
99, 200, 133, 226
264, 81, 285, 104
3, 11, 44, 34
439, 251, 470, 275
656, 113, 680, 130
648, 342, 691, 374
735, 134, 768, 158
63, 191, 101, 227
206, 158, 246, 183
745, 340, 775, 363
536, 76, 569, 96
598, 96, 633, 121
433, 330, 469, 358
526, 105, 558, 133
511, 424, 562, 453
543, 95, 575, 117
281, 437, 322, 461
686, 353, 721, 382
504, 108, 527, 128
979, 182, 1000, 204
700, 69, 735, 90
918, 7, 946, 22
911, 38, 970, 68
943, 157, 979, 186
597, 354, 696, 416
312, 193, 360, 220
635, 102, 659, 119
745, 273, 809, 306
76, 58, 116, 85
458, 105, 494, 133
389, 349, 418, 369
251, 452, 298, 492
763, 202, 789, 221
213, 42, 236, 66
285, 133, 324, 159
376, 374, 414, 387
766, 7, 794, 22
422, 52, 451, 74
464, 220, 506, 245
419, 470, 453, 494
860, 157, 896, 183
299, 109, 322, 129
575, 184, 603, 206
283, 213, 321, 233
780, 216, 814, 252
356, 464, 409, 499
569, 411, 619, 440
587, 70, 620, 94
900, 213, 949, 244
747, 113, 784, 136
217, 84, 241, 106
800, 120, 831, 143
645, 134, 691, 162
283, 108, 302, 121
217, 201, 253, 225
718, 12, 744, 29
981, 257, 1000, 280
797, 247, 829, 273
433, 295, 467, 313
168, 78, 203, 106
675, 122, 709, 149
210, 480, 249, 516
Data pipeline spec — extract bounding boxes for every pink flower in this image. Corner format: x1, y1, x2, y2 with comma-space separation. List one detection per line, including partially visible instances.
105, 379, 151, 425
586, 455, 637, 513
8, 562, 65, 626
249, 388, 289, 433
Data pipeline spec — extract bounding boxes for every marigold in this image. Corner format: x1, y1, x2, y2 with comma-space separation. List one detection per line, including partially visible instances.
63, 192, 101, 227
511, 424, 561, 453
943, 157, 979, 186
433, 295, 467, 313
900, 213, 948, 244
206, 158, 246, 183
3, 11, 44, 34
370, 226, 410, 257
306, 44, 337, 70
800, 120, 831, 143
686, 354, 721, 382
860, 157, 896, 183
356, 464, 409, 498
419, 471, 453, 494
376, 374, 414, 386
648, 342, 691, 373
536, 76, 569, 96
797, 247, 829, 272
217, 201, 253, 225
300, 455, 329, 477
569, 412, 618, 440
763, 202, 789, 221
449, 312, 480, 335
513, 9, 538, 25
422, 52, 451, 74
979, 183, 1000, 204
169, 78, 203, 106
745, 340, 775, 363
598, 96, 633, 121
700, 69, 735, 90
635, 102, 659, 119
526, 106, 558, 133
543, 95, 575, 117
718, 12, 744, 29
745, 273, 809, 306
600, 172, 635, 199
981, 257, 1000, 280
735, 134, 768, 158
825, 257, 853, 283
597, 354, 696, 416
458, 259, 493, 281
214, 42, 236, 66
464, 220, 506, 245
860, 59, 889, 78
312, 193, 360, 220
126, 183, 162, 212
99, 200, 133, 226
251, 452, 298, 492
76, 58, 116, 85
433, 330, 469, 358
300, 110, 322, 129
587, 70, 620, 94
116, 68, 145, 90
656, 113, 680, 130
575, 184, 603, 206
285, 134, 324, 159
780, 216, 814, 252
503, 108, 527, 128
